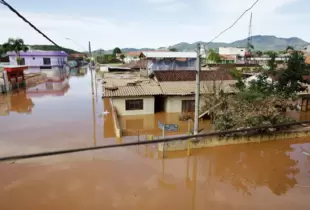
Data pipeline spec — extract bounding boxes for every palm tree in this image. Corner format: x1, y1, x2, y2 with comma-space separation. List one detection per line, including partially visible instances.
2, 38, 29, 65
207, 49, 221, 64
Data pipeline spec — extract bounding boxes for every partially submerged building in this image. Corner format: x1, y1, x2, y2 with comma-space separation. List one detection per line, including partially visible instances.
139, 51, 199, 77
7, 50, 68, 77
102, 70, 235, 116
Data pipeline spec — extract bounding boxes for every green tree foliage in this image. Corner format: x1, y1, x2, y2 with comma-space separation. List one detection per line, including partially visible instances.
207, 51, 309, 132
207, 49, 221, 63
113, 47, 122, 55
169, 47, 178, 52
277, 51, 309, 95
255, 50, 263, 57
120, 54, 125, 62
2, 38, 29, 65
286, 45, 294, 51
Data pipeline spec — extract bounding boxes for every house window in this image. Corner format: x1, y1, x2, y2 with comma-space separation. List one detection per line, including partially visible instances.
45, 83, 53, 90
182, 100, 195, 112
33, 57, 35, 60
19, 58, 25, 65
43, 58, 51, 65
125, 99, 143, 111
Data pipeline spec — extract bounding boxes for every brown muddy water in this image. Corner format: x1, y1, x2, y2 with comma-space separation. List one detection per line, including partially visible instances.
0, 68, 310, 210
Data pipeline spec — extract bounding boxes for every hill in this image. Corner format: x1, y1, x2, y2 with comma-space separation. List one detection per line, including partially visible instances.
30, 45, 78, 54
170, 36, 309, 52
95, 35, 309, 53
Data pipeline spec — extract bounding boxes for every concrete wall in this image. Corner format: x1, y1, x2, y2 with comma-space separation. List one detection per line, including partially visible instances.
110, 99, 122, 138
158, 129, 310, 152
165, 96, 204, 113
112, 96, 154, 116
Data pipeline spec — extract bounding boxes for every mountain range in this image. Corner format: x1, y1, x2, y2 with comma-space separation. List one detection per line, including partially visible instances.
95, 35, 310, 54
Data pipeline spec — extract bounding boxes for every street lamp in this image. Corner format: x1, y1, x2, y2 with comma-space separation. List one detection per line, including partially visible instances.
65, 37, 87, 52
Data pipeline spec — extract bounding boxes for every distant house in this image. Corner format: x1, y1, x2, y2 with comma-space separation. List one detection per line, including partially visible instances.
139, 51, 201, 77
124, 51, 141, 63
102, 70, 235, 116
154, 70, 235, 113
219, 47, 247, 57
7, 50, 68, 71
7, 50, 68, 79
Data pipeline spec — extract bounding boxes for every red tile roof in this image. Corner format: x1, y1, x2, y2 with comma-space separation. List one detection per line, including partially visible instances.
154, 70, 235, 82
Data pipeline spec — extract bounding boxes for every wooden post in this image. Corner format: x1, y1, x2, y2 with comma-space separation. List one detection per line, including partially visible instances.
187, 139, 191, 157
162, 127, 165, 159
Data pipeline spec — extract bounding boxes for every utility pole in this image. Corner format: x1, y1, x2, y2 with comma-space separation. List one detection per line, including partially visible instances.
194, 43, 201, 135
89, 41, 95, 96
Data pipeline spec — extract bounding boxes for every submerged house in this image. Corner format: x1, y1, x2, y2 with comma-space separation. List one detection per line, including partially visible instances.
7, 50, 68, 78
102, 70, 235, 116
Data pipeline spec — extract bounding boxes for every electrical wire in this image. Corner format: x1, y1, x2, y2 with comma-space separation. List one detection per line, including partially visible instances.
1, 120, 310, 162
0, 0, 61, 48
207, 0, 260, 44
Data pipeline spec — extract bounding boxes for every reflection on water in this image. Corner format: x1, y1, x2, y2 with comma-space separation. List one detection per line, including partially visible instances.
120, 113, 211, 137
0, 66, 310, 210
0, 138, 309, 210
0, 66, 106, 157
0, 90, 34, 115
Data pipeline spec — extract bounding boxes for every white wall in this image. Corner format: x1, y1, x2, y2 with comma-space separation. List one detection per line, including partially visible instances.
9, 55, 67, 67
124, 56, 139, 63
112, 96, 155, 116
219, 47, 246, 56
165, 96, 204, 113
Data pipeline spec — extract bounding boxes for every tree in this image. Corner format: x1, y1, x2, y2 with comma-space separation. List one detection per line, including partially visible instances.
113, 47, 121, 55
255, 50, 263, 57
276, 51, 310, 95
207, 49, 221, 64
169, 47, 177, 52
205, 52, 310, 132
2, 38, 29, 65
286, 45, 294, 52
247, 43, 254, 51
120, 54, 125, 63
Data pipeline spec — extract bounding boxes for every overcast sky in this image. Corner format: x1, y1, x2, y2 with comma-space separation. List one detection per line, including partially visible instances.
0, 0, 309, 51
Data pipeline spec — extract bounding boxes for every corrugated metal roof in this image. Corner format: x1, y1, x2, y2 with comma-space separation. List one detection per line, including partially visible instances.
159, 81, 236, 96
141, 51, 197, 59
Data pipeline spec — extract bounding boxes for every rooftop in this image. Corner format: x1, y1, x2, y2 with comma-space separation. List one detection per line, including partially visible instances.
7, 50, 68, 57
159, 80, 236, 96
154, 70, 235, 82
102, 77, 162, 97
140, 51, 197, 59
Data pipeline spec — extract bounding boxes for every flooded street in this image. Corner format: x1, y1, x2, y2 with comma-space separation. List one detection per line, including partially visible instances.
0, 68, 310, 209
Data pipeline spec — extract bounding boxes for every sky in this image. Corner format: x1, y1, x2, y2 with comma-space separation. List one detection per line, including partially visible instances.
0, 0, 309, 51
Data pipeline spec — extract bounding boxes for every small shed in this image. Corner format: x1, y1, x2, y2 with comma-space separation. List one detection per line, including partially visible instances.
2, 65, 28, 90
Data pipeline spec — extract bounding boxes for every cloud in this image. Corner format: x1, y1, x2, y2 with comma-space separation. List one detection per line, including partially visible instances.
155, 2, 187, 12
148, 0, 177, 4
0, 0, 309, 51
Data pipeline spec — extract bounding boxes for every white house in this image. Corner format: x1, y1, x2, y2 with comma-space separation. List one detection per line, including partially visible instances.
219, 47, 247, 57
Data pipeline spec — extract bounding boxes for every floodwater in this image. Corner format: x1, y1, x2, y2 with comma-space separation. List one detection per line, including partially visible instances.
0, 68, 310, 210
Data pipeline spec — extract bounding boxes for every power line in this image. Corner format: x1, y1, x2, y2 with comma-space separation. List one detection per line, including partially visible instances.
207, 0, 260, 44
0, 120, 310, 162
0, 0, 61, 48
